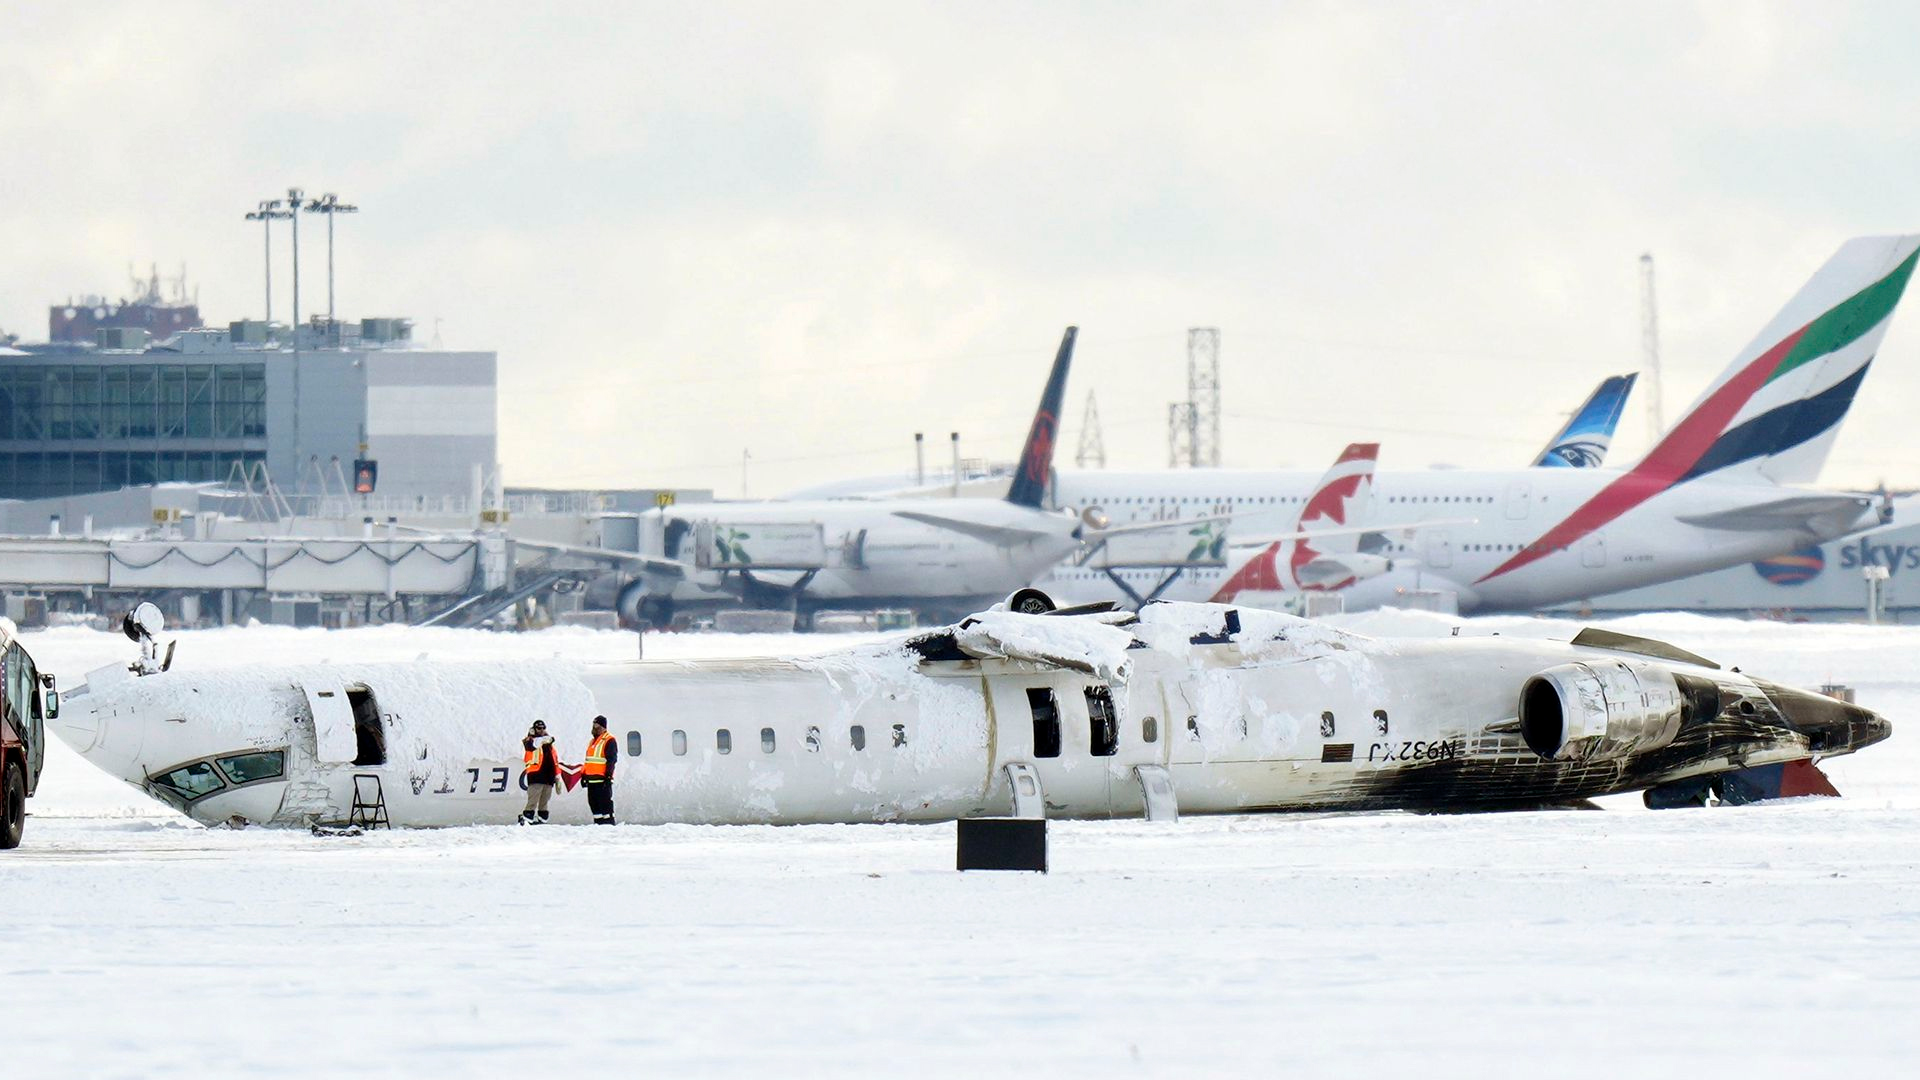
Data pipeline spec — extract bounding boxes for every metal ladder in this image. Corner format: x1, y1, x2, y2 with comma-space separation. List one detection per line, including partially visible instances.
349, 773, 390, 830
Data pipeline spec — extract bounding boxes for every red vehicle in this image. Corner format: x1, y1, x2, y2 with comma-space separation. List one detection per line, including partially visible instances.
2, 619, 55, 849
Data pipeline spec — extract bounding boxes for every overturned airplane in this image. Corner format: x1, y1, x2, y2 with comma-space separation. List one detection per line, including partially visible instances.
50, 595, 1889, 827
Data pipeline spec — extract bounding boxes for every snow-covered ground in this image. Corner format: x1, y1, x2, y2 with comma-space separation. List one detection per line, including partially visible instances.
8, 613, 1920, 1077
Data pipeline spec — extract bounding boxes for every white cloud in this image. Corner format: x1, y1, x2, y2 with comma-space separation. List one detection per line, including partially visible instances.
4, 1, 1919, 494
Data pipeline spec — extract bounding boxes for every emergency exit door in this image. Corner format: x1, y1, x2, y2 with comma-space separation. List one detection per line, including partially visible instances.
300, 681, 360, 764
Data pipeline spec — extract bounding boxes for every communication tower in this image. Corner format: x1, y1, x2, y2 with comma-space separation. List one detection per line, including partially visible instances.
1075, 390, 1107, 469
1168, 402, 1194, 467
1188, 327, 1222, 467
1165, 328, 1221, 467
1639, 254, 1664, 443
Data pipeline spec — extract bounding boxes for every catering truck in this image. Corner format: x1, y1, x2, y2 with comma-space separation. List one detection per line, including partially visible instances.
1, 617, 54, 849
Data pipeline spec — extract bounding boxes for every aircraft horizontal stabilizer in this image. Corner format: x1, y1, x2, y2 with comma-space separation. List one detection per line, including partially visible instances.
1675, 494, 1870, 531
1228, 516, 1478, 549
893, 510, 1058, 547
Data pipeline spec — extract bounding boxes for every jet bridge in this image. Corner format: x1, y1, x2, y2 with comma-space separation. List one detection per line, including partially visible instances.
0, 535, 479, 597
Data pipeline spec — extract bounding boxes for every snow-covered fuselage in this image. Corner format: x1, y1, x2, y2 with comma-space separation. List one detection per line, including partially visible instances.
50, 604, 1888, 827
1046, 467, 1872, 611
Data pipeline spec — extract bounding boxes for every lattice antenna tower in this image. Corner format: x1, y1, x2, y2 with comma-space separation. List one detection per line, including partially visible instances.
1188, 327, 1221, 467
1639, 254, 1664, 443
1075, 389, 1107, 468
1168, 402, 1194, 467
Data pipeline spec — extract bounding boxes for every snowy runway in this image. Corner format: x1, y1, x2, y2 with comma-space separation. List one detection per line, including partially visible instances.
7, 614, 1920, 1077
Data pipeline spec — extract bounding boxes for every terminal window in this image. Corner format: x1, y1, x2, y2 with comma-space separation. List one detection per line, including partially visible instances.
0, 362, 266, 498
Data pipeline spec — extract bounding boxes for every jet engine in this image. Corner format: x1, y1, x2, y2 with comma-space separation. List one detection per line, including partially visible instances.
1294, 552, 1393, 588
1518, 658, 1684, 762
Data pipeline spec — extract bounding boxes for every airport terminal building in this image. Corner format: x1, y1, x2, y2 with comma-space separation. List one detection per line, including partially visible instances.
0, 319, 496, 502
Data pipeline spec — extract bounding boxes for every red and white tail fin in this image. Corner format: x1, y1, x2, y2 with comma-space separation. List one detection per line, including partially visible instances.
1210, 443, 1379, 601
1289, 442, 1379, 589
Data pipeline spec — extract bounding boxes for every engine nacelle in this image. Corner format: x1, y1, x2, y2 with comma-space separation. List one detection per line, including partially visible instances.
1519, 659, 1684, 762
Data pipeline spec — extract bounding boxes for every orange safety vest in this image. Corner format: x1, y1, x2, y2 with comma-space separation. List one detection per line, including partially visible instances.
523, 739, 554, 774
582, 731, 613, 779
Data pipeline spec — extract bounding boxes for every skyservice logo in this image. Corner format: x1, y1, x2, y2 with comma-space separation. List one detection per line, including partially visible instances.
1752, 546, 1825, 586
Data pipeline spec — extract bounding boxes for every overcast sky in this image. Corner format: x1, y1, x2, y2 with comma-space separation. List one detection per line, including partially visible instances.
5, 1, 1919, 496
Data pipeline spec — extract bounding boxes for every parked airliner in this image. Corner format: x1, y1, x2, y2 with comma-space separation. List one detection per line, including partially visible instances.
49, 594, 1888, 826
1045, 235, 1917, 612
597, 327, 1091, 626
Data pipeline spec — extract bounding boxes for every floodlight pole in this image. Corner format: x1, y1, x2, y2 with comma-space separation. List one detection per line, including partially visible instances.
287, 187, 304, 332
243, 199, 291, 322
303, 193, 359, 323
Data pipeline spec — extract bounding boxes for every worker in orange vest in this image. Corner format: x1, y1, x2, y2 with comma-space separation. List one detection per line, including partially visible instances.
520, 720, 562, 824
581, 715, 618, 825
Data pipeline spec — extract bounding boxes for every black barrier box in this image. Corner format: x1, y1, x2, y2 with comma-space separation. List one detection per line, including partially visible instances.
956, 817, 1047, 872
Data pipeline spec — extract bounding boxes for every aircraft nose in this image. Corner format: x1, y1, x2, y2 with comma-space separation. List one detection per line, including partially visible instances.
48, 681, 152, 785
1755, 680, 1891, 754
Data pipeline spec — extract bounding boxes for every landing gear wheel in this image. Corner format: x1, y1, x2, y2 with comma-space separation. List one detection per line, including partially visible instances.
1, 760, 24, 850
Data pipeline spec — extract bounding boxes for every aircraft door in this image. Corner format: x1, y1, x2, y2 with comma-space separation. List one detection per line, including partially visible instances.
1582, 533, 1607, 568
991, 677, 1115, 817
1424, 529, 1454, 569
300, 680, 360, 765
1504, 480, 1530, 520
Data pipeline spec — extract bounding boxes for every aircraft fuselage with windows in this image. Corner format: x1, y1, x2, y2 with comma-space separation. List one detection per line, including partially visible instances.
1044, 466, 1871, 612
49, 600, 1889, 826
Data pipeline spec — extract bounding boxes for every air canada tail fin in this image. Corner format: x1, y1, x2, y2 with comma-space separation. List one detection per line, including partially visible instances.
1005, 326, 1076, 508
1289, 442, 1379, 588
1209, 442, 1379, 600
1533, 373, 1637, 468
1639, 235, 1920, 486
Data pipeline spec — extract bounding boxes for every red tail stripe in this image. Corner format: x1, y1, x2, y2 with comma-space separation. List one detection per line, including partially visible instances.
1210, 541, 1284, 601
1477, 324, 1809, 584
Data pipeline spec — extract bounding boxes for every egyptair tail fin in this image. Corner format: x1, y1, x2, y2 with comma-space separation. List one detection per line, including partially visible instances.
1533, 373, 1636, 468
1640, 235, 1920, 486
1004, 327, 1076, 509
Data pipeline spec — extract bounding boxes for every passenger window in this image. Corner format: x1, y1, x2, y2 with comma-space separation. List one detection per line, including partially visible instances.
850, 725, 866, 751
1086, 686, 1118, 757
1373, 710, 1389, 736
891, 723, 907, 748
1320, 711, 1336, 737
1186, 715, 1200, 740
717, 729, 732, 754
1142, 716, 1158, 743
806, 726, 822, 753
627, 731, 642, 756
761, 727, 775, 753
672, 729, 688, 756
1026, 687, 1061, 758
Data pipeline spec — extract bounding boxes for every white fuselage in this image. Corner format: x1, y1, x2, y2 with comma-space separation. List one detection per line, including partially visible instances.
48, 605, 1886, 828
638, 498, 1082, 610
1045, 467, 1869, 612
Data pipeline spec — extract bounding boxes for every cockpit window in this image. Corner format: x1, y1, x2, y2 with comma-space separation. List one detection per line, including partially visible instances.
153, 761, 225, 800
215, 750, 286, 785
